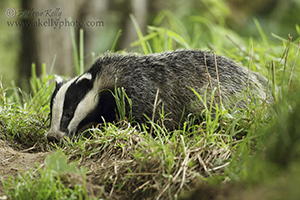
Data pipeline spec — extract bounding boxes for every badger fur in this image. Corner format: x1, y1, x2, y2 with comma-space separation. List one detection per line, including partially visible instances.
45, 50, 274, 141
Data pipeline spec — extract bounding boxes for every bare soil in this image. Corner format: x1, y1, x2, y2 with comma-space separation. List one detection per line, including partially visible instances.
0, 139, 49, 195
0, 140, 102, 198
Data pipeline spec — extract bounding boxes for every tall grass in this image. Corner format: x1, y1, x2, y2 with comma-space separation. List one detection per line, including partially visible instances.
0, 61, 54, 149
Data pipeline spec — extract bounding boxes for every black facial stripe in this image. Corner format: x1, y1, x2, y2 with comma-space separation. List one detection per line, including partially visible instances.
76, 90, 117, 134
77, 91, 116, 134
59, 76, 94, 134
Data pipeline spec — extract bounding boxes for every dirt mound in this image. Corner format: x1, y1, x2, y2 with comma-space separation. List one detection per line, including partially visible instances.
0, 140, 49, 195
0, 127, 231, 199
65, 130, 231, 199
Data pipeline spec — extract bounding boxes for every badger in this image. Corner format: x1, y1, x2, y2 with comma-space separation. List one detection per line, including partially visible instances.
45, 50, 274, 141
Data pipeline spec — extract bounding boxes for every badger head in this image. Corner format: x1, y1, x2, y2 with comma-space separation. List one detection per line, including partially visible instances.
45, 73, 116, 142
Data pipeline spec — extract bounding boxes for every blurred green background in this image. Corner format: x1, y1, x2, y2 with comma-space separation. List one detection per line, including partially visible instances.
1, 0, 300, 89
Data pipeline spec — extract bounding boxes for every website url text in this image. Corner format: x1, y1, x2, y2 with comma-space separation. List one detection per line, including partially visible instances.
7, 19, 104, 29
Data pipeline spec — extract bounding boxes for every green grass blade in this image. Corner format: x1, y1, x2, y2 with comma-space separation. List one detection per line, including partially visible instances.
253, 18, 269, 45
70, 18, 79, 75
79, 28, 84, 75
111, 29, 122, 52
130, 14, 149, 54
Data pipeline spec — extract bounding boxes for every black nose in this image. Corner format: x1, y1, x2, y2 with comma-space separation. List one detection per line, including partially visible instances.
47, 135, 60, 143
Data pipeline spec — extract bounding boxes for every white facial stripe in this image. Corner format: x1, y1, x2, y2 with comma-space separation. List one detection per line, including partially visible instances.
49, 76, 78, 133
76, 73, 92, 84
67, 84, 99, 135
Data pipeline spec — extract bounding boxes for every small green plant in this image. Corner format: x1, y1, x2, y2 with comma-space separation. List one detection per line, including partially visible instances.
100, 79, 133, 123
44, 149, 87, 175
2, 150, 93, 200
2, 150, 90, 200
112, 82, 133, 122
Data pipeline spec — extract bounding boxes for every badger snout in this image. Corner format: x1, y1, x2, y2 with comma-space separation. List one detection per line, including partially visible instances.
45, 130, 67, 143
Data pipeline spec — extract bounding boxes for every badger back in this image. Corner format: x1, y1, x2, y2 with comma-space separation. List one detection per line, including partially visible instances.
45, 72, 116, 141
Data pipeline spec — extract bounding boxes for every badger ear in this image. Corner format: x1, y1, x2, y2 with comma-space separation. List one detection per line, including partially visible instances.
76, 73, 92, 84
55, 75, 64, 84
54, 76, 64, 90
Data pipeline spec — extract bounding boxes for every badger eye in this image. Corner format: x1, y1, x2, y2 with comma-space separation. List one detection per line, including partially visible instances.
65, 111, 73, 118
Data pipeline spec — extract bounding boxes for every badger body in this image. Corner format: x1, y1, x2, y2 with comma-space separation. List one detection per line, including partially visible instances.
46, 50, 274, 141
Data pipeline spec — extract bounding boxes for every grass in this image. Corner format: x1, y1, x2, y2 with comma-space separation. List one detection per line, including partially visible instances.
0, 12, 300, 199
